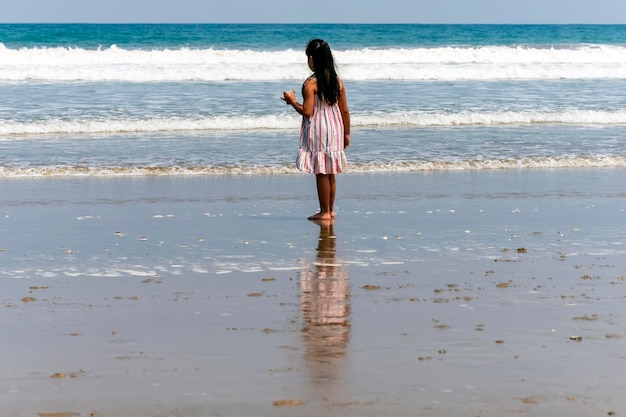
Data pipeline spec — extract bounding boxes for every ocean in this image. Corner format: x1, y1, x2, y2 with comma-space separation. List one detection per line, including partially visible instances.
1, 23, 626, 177
3, 25, 626, 416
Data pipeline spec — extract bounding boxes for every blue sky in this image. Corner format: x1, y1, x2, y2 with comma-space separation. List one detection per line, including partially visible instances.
2, 0, 626, 24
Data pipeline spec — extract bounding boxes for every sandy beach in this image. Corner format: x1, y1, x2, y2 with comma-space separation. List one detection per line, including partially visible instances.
1, 169, 625, 417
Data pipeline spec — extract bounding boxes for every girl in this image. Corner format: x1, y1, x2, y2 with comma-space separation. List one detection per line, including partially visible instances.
282, 39, 351, 221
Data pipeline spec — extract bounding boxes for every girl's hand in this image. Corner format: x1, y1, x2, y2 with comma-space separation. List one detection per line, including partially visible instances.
343, 133, 350, 149
281, 89, 296, 105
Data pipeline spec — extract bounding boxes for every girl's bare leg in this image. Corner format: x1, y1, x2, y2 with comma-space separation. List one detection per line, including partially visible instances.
329, 174, 336, 217
308, 174, 333, 220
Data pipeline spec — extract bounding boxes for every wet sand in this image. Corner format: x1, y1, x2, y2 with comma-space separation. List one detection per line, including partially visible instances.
1, 169, 625, 417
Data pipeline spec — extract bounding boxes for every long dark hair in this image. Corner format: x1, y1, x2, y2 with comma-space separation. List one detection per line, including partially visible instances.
306, 39, 340, 105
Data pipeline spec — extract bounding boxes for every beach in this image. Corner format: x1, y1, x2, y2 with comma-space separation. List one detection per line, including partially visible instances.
1, 23, 626, 416
1, 169, 625, 416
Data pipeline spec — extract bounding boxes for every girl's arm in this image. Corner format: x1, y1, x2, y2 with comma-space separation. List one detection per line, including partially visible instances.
283, 78, 315, 117
338, 80, 351, 148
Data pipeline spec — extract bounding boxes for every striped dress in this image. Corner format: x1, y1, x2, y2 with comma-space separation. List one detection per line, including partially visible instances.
296, 78, 347, 174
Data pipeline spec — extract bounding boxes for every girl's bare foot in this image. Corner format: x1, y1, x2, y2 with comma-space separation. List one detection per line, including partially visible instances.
308, 212, 332, 221
331, 211, 336, 218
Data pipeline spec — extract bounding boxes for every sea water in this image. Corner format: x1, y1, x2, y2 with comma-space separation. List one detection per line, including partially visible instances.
1, 23, 626, 177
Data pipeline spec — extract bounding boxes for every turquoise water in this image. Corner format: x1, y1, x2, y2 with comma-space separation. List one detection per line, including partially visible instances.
0, 24, 625, 177
2, 24, 626, 49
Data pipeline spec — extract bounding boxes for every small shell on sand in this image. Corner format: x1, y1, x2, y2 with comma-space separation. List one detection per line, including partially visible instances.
273, 399, 304, 407
362, 284, 381, 291
247, 292, 263, 297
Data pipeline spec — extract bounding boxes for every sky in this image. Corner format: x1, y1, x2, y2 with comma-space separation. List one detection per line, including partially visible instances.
1, 0, 626, 24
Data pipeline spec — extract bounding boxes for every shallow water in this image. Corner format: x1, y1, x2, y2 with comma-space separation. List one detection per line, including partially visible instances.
1, 25, 625, 177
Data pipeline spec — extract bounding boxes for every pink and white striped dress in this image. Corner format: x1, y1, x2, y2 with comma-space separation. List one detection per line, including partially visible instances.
296, 78, 347, 174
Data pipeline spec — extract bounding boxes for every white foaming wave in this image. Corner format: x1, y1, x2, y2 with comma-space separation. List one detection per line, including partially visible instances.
2, 44, 626, 81
0, 44, 301, 82
0, 165, 300, 178
340, 44, 626, 80
1, 156, 625, 178
0, 114, 301, 136
355, 109, 626, 127
2, 109, 626, 136
349, 156, 626, 172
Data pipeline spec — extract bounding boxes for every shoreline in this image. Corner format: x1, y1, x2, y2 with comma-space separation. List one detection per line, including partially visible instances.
1, 169, 625, 416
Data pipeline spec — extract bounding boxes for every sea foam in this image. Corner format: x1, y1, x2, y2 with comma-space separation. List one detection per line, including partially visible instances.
2, 44, 626, 82
2, 109, 626, 136
1, 156, 624, 178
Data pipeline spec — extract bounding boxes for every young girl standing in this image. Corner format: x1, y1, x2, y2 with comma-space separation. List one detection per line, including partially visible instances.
282, 39, 351, 221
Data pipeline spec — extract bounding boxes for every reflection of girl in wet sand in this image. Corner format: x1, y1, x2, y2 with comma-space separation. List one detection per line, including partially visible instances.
299, 219, 351, 387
